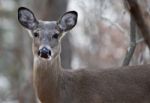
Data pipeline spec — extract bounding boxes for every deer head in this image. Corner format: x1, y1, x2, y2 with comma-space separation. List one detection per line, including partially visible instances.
18, 7, 78, 62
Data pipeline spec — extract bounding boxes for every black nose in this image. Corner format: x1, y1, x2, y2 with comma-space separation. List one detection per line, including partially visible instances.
38, 47, 51, 59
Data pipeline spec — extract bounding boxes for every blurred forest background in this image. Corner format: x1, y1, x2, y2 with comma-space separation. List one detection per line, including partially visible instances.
0, 0, 150, 103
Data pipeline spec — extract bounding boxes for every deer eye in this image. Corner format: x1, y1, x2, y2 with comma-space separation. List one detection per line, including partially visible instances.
33, 32, 39, 38
52, 33, 59, 39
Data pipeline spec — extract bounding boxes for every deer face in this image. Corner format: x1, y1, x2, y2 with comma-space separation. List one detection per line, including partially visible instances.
18, 7, 78, 61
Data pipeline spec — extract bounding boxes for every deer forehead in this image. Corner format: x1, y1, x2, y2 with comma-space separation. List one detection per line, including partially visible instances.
34, 21, 59, 33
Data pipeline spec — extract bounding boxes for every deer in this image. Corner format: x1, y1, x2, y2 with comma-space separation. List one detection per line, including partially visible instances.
18, 7, 150, 103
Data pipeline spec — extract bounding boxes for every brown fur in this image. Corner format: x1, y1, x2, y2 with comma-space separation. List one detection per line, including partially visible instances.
18, 7, 150, 103
33, 55, 150, 103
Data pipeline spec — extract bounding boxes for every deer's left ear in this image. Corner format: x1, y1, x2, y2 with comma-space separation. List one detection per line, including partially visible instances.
58, 11, 78, 31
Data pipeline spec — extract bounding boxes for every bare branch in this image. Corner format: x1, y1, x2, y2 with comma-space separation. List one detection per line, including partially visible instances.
123, 16, 136, 66
124, 0, 150, 49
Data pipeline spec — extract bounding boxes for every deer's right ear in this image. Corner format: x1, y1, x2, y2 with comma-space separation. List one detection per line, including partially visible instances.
18, 7, 38, 30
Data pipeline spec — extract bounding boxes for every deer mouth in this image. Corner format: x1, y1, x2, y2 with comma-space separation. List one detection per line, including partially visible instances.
38, 47, 51, 59
38, 52, 50, 59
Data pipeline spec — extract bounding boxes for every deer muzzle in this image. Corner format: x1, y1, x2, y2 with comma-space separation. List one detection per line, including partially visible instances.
38, 47, 51, 59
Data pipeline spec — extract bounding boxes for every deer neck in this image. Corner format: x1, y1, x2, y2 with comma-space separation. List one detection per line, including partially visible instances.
33, 55, 62, 103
